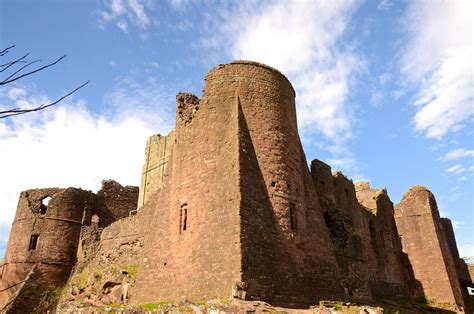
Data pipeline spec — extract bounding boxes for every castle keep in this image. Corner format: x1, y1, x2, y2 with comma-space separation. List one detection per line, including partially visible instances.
0, 61, 472, 312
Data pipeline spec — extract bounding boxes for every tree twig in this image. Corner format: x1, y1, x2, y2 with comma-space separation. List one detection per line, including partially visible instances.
2, 59, 41, 83
0, 53, 29, 72
0, 55, 66, 85
0, 45, 14, 57
0, 80, 91, 119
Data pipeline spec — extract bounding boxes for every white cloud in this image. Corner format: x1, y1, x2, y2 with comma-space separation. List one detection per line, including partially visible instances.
446, 164, 465, 174
458, 176, 468, 182
400, 1, 474, 139
328, 157, 367, 182
200, 0, 363, 172
438, 148, 474, 162
459, 244, 474, 258
377, 0, 393, 11
0, 79, 173, 242
7, 87, 27, 100
99, 0, 151, 32
168, 0, 193, 10
116, 20, 128, 32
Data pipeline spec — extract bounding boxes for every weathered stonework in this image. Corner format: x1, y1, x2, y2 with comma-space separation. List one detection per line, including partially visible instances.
0, 181, 138, 312
395, 186, 465, 309
1, 61, 471, 312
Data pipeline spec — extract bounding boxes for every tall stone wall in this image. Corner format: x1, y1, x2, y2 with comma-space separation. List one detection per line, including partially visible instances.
204, 61, 344, 306
440, 218, 474, 313
311, 160, 373, 301
132, 85, 243, 301
395, 186, 464, 309
355, 182, 414, 297
138, 132, 174, 208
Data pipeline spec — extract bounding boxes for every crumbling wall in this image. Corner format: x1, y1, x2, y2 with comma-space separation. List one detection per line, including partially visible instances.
355, 182, 413, 297
132, 81, 243, 301
138, 132, 174, 208
440, 218, 474, 313
0, 188, 94, 311
310, 161, 373, 301
0, 181, 139, 312
95, 180, 139, 222
395, 186, 464, 309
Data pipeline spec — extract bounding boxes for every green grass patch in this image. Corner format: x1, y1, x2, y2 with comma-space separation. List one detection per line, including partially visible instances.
76, 272, 89, 290
140, 300, 175, 310
177, 306, 193, 312
112, 264, 140, 279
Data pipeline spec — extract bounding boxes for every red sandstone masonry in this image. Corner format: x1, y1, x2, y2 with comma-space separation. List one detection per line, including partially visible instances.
1, 61, 469, 312
395, 186, 465, 309
0, 181, 138, 311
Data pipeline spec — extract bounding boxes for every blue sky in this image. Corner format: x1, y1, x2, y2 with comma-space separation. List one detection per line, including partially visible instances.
0, 0, 472, 259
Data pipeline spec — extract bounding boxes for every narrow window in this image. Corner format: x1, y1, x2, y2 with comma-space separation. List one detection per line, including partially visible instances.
180, 204, 188, 233
400, 236, 404, 251
29, 235, 39, 251
289, 204, 298, 231
320, 181, 326, 193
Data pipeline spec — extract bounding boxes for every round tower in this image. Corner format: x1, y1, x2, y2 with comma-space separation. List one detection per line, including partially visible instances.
1, 188, 90, 307
203, 61, 305, 232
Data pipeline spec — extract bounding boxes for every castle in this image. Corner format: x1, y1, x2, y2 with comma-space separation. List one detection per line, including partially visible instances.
0, 61, 472, 312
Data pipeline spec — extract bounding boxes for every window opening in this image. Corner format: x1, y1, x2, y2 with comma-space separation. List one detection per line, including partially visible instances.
29, 234, 39, 251
180, 204, 188, 233
39, 196, 51, 215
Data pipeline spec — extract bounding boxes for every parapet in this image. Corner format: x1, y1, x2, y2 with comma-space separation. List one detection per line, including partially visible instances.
204, 60, 296, 100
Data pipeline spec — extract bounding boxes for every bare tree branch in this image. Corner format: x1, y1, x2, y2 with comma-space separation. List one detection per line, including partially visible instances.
0, 45, 15, 57
0, 53, 29, 72
0, 46, 90, 118
0, 80, 90, 119
0, 55, 66, 85
2, 59, 41, 83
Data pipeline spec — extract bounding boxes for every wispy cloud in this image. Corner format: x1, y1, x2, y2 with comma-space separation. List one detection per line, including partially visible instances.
377, 0, 393, 11
400, 1, 473, 139
199, 1, 364, 178
98, 0, 151, 32
0, 79, 173, 245
168, 0, 194, 11
438, 148, 474, 162
446, 164, 465, 174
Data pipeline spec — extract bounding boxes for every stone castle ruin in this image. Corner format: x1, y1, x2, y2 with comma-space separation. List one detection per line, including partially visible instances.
0, 61, 472, 312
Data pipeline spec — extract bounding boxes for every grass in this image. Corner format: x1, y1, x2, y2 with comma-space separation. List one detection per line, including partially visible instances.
112, 264, 140, 279
139, 300, 175, 310
50, 287, 63, 297
75, 272, 89, 290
